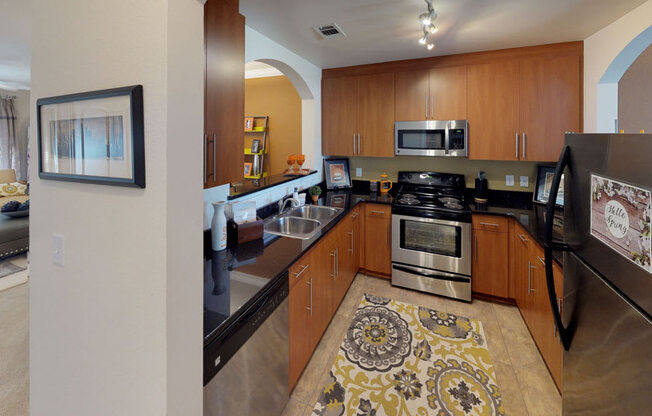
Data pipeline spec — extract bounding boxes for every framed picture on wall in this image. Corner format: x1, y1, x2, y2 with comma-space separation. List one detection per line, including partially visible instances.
251, 139, 261, 154
36, 85, 145, 188
243, 162, 253, 177
534, 165, 564, 207
244, 117, 254, 131
324, 158, 352, 190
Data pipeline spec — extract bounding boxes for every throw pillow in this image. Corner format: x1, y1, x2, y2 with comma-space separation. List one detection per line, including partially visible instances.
0, 182, 28, 197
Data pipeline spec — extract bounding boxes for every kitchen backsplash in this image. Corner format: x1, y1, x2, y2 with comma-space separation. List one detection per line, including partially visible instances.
348, 157, 541, 192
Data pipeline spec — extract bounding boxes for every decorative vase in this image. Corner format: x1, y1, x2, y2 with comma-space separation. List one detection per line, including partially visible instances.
211, 201, 227, 251
311, 194, 319, 203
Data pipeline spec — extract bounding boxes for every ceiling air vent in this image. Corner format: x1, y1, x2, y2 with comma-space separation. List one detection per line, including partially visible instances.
313, 23, 346, 40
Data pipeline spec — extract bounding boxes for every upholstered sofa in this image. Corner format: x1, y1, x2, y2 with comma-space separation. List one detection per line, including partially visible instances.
0, 169, 29, 259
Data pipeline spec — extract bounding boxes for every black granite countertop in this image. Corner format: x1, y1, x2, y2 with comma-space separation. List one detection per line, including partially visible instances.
204, 186, 393, 345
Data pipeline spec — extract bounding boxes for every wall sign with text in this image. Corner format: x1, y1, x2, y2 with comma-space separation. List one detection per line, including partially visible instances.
590, 174, 651, 273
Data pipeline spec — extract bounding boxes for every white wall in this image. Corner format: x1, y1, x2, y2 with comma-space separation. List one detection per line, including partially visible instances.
203, 26, 323, 229
0, 88, 29, 181
584, 1, 652, 132
30, 0, 203, 414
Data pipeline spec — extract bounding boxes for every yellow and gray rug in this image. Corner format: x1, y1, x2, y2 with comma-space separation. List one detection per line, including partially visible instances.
312, 294, 504, 416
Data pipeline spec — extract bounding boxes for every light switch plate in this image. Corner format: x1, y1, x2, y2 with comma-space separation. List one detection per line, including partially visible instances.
505, 175, 515, 187
52, 233, 65, 266
520, 176, 529, 187
355, 168, 362, 177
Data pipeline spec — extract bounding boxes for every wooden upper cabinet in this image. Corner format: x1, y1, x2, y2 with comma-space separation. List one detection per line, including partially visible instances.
519, 54, 581, 162
429, 66, 467, 120
322, 76, 358, 156
395, 70, 429, 121
357, 73, 395, 157
204, 0, 244, 188
467, 61, 520, 161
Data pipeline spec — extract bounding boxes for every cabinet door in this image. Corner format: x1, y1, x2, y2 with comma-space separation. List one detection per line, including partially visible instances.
204, 0, 244, 187
351, 207, 362, 274
519, 55, 581, 162
547, 262, 564, 391
429, 66, 467, 120
472, 228, 509, 297
358, 73, 395, 157
332, 220, 350, 310
312, 233, 336, 343
395, 70, 429, 121
467, 61, 520, 160
512, 224, 533, 315
322, 76, 358, 156
363, 204, 392, 276
289, 259, 313, 390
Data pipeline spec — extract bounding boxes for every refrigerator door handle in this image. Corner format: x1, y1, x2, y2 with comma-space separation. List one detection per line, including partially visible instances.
544, 144, 571, 350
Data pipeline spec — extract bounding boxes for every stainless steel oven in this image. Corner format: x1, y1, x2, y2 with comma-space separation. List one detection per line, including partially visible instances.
395, 120, 468, 157
391, 214, 472, 301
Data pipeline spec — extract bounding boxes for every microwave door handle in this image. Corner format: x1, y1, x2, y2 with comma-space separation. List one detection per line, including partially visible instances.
444, 121, 451, 155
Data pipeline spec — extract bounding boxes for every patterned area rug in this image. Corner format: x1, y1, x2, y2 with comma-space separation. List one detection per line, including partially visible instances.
312, 294, 504, 416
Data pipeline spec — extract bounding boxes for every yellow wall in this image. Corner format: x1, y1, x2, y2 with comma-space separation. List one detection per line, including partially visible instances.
348, 157, 542, 192
244, 76, 302, 176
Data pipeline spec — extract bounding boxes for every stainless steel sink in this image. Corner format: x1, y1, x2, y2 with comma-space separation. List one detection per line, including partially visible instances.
286, 205, 341, 221
264, 216, 322, 239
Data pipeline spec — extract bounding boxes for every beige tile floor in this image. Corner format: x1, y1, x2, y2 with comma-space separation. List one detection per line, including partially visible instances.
282, 273, 561, 416
0, 254, 29, 416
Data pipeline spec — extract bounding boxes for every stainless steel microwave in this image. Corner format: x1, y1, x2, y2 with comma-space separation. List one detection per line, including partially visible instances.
395, 120, 468, 157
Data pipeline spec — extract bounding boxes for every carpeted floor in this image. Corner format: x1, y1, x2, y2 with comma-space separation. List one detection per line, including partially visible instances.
0, 254, 28, 293
312, 294, 504, 415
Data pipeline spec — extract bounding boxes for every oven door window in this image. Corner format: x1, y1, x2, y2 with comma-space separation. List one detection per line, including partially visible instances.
400, 219, 461, 257
397, 129, 445, 150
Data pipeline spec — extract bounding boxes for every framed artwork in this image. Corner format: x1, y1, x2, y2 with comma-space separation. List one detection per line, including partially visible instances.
324, 158, 351, 190
251, 139, 261, 154
534, 165, 563, 207
244, 117, 254, 131
37, 85, 145, 188
243, 162, 253, 177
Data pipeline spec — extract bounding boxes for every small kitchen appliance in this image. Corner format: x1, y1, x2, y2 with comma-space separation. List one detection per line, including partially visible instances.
395, 120, 468, 157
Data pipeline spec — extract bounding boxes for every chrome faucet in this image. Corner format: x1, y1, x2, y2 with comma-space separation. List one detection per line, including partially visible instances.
278, 197, 300, 215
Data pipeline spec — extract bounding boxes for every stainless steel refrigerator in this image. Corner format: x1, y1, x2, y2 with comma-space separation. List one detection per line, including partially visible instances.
543, 134, 652, 415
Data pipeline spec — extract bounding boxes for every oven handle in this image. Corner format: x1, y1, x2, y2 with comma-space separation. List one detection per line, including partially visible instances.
392, 214, 471, 229
392, 264, 471, 283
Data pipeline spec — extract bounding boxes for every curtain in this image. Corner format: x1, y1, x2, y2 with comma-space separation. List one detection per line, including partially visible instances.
0, 97, 28, 181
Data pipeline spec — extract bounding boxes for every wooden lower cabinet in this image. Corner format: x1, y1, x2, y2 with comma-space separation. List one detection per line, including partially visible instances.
472, 215, 509, 297
289, 208, 361, 390
362, 204, 392, 276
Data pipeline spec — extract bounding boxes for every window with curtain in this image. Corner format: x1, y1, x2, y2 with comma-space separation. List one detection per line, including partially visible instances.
0, 96, 28, 182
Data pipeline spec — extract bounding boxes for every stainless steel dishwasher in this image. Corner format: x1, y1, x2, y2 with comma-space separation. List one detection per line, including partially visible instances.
204, 272, 289, 416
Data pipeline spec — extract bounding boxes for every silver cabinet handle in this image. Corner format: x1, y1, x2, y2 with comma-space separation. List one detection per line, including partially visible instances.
537, 255, 545, 266
522, 133, 526, 159
348, 230, 354, 253
352, 212, 358, 219
212, 134, 217, 182
203, 134, 207, 184
330, 251, 336, 280
480, 222, 500, 228
431, 96, 434, 119
425, 95, 428, 119
515, 133, 519, 159
474, 234, 478, 263
528, 262, 536, 293
335, 248, 339, 278
370, 210, 386, 215
353, 134, 356, 155
358, 134, 361, 155
294, 264, 309, 279
306, 278, 313, 316
518, 234, 529, 244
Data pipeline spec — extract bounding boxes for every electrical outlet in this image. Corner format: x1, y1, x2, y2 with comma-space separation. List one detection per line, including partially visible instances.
505, 175, 515, 187
355, 168, 362, 177
520, 176, 529, 187
52, 233, 65, 266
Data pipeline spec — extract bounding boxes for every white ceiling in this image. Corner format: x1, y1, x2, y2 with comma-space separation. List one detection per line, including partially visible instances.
245, 61, 284, 79
0, 0, 31, 90
240, 0, 647, 69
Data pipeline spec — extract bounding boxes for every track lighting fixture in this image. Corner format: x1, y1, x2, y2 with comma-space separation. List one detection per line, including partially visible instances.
418, 0, 438, 50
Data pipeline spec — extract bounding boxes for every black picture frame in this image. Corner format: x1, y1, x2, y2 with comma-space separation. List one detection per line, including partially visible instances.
324, 158, 352, 190
533, 165, 563, 207
251, 139, 261, 154
37, 85, 146, 188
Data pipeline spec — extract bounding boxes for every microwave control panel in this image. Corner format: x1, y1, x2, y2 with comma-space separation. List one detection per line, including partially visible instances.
449, 129, 466, 150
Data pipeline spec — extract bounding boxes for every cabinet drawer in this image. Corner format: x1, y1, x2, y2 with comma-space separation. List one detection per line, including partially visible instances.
472, 215, 509, 233
365, 204, 391, 219
289, 252, 312, 290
